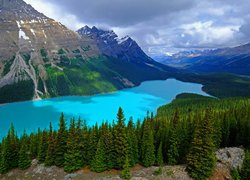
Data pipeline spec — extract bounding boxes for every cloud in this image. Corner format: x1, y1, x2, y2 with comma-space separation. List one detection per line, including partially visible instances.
24, 0, 250, 55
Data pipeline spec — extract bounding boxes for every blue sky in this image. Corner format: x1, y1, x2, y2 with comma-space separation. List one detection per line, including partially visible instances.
25, 0, 250, 55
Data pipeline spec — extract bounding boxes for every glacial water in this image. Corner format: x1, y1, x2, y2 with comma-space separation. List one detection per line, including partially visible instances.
0, 79, 209, 138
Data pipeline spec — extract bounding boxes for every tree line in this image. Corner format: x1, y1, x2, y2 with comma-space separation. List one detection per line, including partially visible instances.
0, 94, 249, 180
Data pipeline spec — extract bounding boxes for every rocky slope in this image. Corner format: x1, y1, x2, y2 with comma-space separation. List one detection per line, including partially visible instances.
0, 0, 174, 104
77, 25, 153, 63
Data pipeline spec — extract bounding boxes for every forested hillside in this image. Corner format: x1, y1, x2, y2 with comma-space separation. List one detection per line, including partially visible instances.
0, 93, 249, 179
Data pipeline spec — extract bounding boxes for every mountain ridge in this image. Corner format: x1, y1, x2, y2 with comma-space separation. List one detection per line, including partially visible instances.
0, 0, 175, 104
155, 43, 250, 75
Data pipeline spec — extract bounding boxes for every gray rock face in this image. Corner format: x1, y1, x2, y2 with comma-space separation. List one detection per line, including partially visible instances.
77, 26, 152, 63
216, 147, 245, 170
0, 0, 101, 101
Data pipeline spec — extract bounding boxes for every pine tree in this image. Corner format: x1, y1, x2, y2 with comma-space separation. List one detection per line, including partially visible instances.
113, 107, 128, 169
91, 138, 106, 172
7, 124, 20, 169
141, 120, 155, 167
156, 142, 163, 166
55, 113, 67, 167
167, 128, 179, 165
167, 109, 180, 165
38, 130, 48, 163
121, 156, 132, 180
29, 129, 41, 159
102, 122, 115, 170
0, 138, 9, 173
45, 123, 55, 166
80, 120, 89, 166
127, 118, 139, 166
18, 131, 31, 170
186, 109, 216, 180
86, 124, 99, 165
64, 119, 83, 172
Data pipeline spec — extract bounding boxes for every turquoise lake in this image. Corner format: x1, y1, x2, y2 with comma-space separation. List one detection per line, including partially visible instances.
0, 79, 209, 138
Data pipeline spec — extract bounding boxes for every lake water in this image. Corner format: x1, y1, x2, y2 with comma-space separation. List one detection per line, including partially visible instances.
0, 79, 209, 138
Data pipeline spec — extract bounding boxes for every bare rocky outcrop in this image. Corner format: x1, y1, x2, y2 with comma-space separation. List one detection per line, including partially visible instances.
216, 147, 245, 170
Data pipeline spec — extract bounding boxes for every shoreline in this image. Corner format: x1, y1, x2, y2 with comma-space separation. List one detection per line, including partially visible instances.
0, 77, 210, 106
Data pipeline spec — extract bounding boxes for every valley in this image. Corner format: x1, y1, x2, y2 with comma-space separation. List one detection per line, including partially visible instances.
0, 0, 249, 180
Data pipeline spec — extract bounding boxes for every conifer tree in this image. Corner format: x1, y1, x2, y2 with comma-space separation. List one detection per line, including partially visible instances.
102, 122, 115, 170
55, 113, 67, 167
113, 107, 128, 169
7, 124, 20, 169
64, 119, 83, 172
187, 109, 216, 180
80, 120, 89, 166
86, 124, 99, 165
91, 138, 106, 172
156, 142, 163, 166
38, 130, 48, 163
121, 156, 132, 180
141, 121, 155, 167
18, 131, 31, 170
45, 123, 55, 166
127, 117, 139, 166
29, 129, 41, 159
167, 128, 179, 165
0, 139, 9, 173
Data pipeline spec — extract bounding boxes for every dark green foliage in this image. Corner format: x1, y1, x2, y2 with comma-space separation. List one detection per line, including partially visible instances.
175, 73, 250, 98
168, 128, 179, 165
64, 119, 83, 172
0, 139, 10, 173
0, 124, 19, 173
141, 120, 155, 167
29, 131, 40, 159
38, 130, 48, 163
0, 80, 34, 104
167, 130, 179, 165
240, 150, 250, 180
2, 56, 15, 76
7, 124, 19, 169
45, 123, 56, 166
231, 169, 241, 180
121, 156, 132, 180
58, 48, 66, 54
156, 142, 163, 166
20, 53, 31, 65
113, 107, 128, 169
18, 131, 31, 170
91, 138, 106, 172
86, 124, 99, 165
101, 122, 115, 170
127, 118, 139, 166
186, 109, 216, 180
55, 113, 67, 167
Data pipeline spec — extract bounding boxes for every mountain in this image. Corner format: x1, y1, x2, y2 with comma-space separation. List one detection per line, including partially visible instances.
155, 44, 250, 75
0, 0, 174, 104
77, 25, 153, 63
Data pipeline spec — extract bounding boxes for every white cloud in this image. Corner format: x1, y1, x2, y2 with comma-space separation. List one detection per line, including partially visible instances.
24, 0, 85, 30
23, 0, 250, 55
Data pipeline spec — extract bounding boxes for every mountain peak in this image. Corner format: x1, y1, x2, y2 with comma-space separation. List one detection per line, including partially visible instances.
77, 26, 152, 63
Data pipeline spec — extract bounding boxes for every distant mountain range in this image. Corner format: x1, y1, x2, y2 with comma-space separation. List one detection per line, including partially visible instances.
155, 43, 250, 75
0, 0, 174, 103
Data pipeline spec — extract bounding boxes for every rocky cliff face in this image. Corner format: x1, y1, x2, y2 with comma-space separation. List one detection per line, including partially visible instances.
0, 0, 101, 101
77, 26, 153, 63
